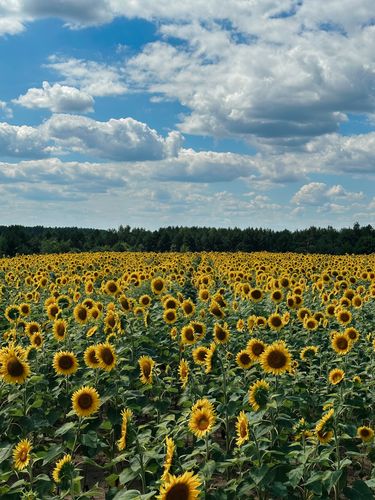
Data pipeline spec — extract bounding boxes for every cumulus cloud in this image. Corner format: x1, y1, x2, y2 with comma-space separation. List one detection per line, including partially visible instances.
46, 56, 127, 97
42, 114, 182, 161
0, 122, 49, 158
292, 182, 364, 206
13, 81, 94, 113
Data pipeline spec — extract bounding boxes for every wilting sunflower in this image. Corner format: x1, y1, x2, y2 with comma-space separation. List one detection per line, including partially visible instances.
213, 323, 230, 344
300, 345, 319, 361
161, 436, 175, 481
96, 343, 116, 371
179, 359, 189, 388
139, 355, 155, 385
53, 351, 79, 376
249, 379, 270, 412
236, 411, 250, 446
72, 386, 100, 417
328, 368, 345, 385
357, 426, 374, 443
158, 471, 201, 500
189, 406, 216, 439
268, 313, 284, 331
13, 438, 32, 471
247, 338, 266, 362
163, 308, 177, 325
0, 345, 30, 384
236, 350, 252, 369
52, 454, 73, 483
53, 319, 67, 341
331, 333, 352, 355
260, 341, 292, 376
84, 345, 100, 369
117, 408, 133, 451
315, 408, 334, 444
73, 304, 90, 325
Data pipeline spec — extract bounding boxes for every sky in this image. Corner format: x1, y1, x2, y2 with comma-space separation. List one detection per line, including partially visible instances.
0, 0, 374, 230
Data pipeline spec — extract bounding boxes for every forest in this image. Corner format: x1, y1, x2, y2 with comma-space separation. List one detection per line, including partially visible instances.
0, 223, 374, 256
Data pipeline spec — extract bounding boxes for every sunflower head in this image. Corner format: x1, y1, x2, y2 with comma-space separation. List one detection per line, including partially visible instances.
189, 406, 216, 439
213, 323, 230, 344
52, 454, 74, 485
249, 379, 270, 412
260, 341, 292, 375
53, 351, 79, 376
235, 411, 249, 446
0, 345, 31, 384
236, 350, 252, 369
71, 386, 100, 417
138, 355, 155, 385
96, 343, 117, 371
158, 471, 201, 500
357, 426, 374, 443
13, 438, 32, 471
300, 345, 318, 361
328, 368, 345, 385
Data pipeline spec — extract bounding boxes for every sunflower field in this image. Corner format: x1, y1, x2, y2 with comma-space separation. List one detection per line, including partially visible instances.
0, 251, 375, 499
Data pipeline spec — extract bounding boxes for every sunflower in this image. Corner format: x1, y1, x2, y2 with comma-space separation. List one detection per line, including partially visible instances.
209, 301, 225, 319
117, 408, 133, 451
357, 426, 374, 443
163, 308, 177, 325
336, 309, 352, 326
104, 280, 120, 296
119, 295, 133, 312
0, 345, 30, 384
246, 338, 266, 362
71, 386, 100, 417
260, 341, 292, 375
13, 438, 32, 470
331, 333, 352, 355
86, 326, 98, 338
345, 327, 360, 343
192, 346, 210, 366
139, 294, 152, 307
181, 299, 195, 317
247, 315, 256, 332
315, 409, 334, 444
53, 319, 67, 341
96, 343, 116, 371
73, 304, 90, 325
270, 289, 283, 303
328, 368, 345, 385
30, 332, 44, 349
213, 323, 230, 344
236, 350, 252, 369
53, 351, 79, 376
151, 277, 165, 295
204, 343, 216, 374
236, 318, 245, 332
47, 303, 61, 321
52, 454, 73, 483
198, 288, 210, 301
249, 379, 270, 412
84, 345, 100, 369
139, 355, 155, 385
255, 316, 267, 329
192, 398, 215, 413
190, 321, 206, 340
304, 316, 319, 331
189, 406, 216, 439
163, 295, 179, 309
236, 411, 250, 446
179, 359, 189, 388
158, 471, 201, 500
5, 305, 20, 322
267, 313, 284, 332
161, 436, 175, 482
25, 321, 41, 337
250, 288, 263, 303
300, 345, 318, 361
19, 303, 31, 316
181, 325, 196, 345
352, 295, 363, 308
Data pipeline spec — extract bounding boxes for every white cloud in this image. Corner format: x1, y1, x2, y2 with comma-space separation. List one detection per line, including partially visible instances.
42, 114, 182, 161
13, 81, 94, 113
0, 122, 49, 158
0, 101, 13, 118
292, 182, 365, 207
46, 56, 127, 97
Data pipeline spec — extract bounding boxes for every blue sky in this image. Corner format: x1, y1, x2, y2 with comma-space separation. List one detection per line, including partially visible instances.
0, 0, 374, 230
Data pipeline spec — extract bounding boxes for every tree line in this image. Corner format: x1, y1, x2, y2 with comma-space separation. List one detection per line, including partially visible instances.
0, 223, 374, 256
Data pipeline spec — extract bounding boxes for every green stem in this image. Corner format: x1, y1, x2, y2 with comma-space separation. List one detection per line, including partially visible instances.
135, 434, 146, 494
218, 352, 230, 455
72, 418, 82, 455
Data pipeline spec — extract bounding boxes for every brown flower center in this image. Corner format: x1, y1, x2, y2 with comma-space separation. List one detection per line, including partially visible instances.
78, 393, 93, 409
7, 357, 25, 377
59, 355, 74, 370
101, 347, 114, 365
267, 350, 287, 369
165, 483, 189, 500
